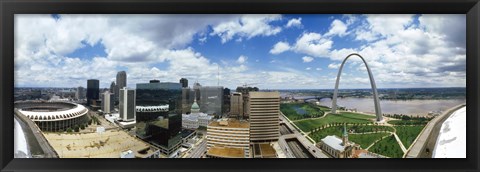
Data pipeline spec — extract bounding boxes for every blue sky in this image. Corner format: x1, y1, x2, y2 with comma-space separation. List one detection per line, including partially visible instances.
14, 14, 466, 89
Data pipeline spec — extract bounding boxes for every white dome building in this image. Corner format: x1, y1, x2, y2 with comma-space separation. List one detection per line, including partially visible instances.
182, 99, 213, 129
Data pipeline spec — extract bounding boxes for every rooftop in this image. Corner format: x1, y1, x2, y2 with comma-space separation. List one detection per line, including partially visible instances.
253, 143, 277, 158
208, 118, 249, 129
207, 146, 245, 158
321, 135, 346, 151
43, 130, 158, 158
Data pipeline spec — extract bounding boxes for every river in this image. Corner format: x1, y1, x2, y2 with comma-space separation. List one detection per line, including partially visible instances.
317, 97, 466, 116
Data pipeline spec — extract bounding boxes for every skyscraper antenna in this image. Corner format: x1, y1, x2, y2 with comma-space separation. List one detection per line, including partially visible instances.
217, 64, 220, 86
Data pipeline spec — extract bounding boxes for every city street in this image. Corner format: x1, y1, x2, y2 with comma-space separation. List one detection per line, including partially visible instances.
279, 112, 329, 158
186, 138, 207, 158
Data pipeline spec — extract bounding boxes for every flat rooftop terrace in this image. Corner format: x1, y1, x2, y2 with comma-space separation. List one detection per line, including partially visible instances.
208, 119, 249, 129
253, 143, 277, 158
43, 130, 157, 158
207, 146, 245, 158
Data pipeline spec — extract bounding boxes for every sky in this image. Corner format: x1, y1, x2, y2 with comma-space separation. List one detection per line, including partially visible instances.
14, 14, 466, 89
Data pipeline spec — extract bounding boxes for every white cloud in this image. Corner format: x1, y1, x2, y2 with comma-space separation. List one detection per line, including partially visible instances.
237, 55, 248, 64
210, 14, 283, 43
14, 14, 466, 89
285, 18, 302, 28
269, 41, 290, 54
292, 32, 332, 57
328, 63, 341, 69
325, 19, 348, 37
302, 56, 314, 63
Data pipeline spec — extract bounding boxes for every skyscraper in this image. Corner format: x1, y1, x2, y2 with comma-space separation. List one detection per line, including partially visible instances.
110, 81, 116, 96
248, 91, 280, 143
75, 86, 85, 100
119, 87, 136, 122
86, 79, 99, 106
181, 87, 195, 114
179, 78, 188, 88
116, 71, 127, 101
230, 92, 243, 118
200, 86, 223, 116
101, 91, 114, 114
223, 88, 230, 114
135, 81, 182, 156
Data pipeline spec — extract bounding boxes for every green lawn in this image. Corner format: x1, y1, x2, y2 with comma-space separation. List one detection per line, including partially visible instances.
388, 120, 428, 125
309, 125, 392, 149
294, 112, 374, 132
318, 105, 331, 112
349, 133, 391, 149
309, 126, 343, 142
394, 125, 425, 148
369, 135, 404, 158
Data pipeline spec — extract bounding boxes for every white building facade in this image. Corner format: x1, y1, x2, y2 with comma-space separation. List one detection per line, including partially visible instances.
182, 99, 213, 129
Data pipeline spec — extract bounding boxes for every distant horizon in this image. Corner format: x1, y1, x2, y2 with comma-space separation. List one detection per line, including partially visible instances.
14, 85, 467, 90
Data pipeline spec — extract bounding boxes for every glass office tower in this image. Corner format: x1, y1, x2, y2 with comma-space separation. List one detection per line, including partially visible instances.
86, 79, 99, 106
135, 81, 182, 156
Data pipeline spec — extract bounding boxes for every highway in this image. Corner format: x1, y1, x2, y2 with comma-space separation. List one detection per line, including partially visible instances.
279, 112, 329, 158
286, 138, 314, 158
186, 138, 207, 158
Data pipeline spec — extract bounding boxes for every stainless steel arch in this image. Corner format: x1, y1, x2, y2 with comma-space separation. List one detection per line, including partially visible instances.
331, 53, 383, 122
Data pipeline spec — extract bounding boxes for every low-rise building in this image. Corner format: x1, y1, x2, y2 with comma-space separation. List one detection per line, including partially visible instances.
206, 118, 250, 158
182, 99, 213, 129
317, 125, 360, 158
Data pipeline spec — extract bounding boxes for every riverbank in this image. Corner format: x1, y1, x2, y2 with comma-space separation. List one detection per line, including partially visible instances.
317, 97, 465, 117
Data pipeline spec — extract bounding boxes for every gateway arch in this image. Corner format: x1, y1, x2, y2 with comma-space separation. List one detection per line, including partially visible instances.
331, 53, 383, 122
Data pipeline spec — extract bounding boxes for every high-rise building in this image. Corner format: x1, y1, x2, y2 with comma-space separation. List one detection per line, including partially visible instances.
181, 88, 195, 114
110, 81, 116, 96
248, 92, 280, 143
235, 86, 259, 118
223, 88, 230, 114
119, 87, 136, 121
180, 78, 188, 88
193, 82, 201, 102
116, 71, 127, 101
135, 81, 182, 156
200, 86, 223, 116
101, 91, 114, 114
86, 79, 99, 106
75, 86, 85, 100
230, 92, 243, 118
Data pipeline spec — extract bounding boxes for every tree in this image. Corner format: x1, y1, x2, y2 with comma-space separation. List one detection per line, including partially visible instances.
67, 128, 73, 133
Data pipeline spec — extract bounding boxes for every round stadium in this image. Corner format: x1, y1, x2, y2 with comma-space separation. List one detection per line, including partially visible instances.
14, 101, 89, 132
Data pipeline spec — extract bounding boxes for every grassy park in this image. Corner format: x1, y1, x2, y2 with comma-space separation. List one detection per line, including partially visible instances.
369, 135, 404, 158
281, 102, 429, 158
293, 112, 374, 132
349, 133, 391, 149
280, 103, 326, 120
394, 125, 425, 148
309, 125, 392, 149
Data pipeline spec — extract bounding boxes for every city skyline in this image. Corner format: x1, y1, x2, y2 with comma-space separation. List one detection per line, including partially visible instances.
14, 14, 466, 89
